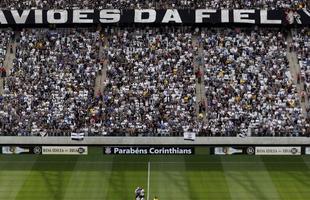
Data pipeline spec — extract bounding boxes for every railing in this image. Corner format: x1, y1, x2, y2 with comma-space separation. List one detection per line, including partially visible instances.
0, 136, 310, 145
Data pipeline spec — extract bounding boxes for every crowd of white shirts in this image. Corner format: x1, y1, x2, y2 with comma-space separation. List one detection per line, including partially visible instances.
293, 28, 310, 110
0, 30, 12, 71
0, 27, 199, 136
0, 29, 101, 136
200, 28, 309, 136
0, 27, 310, 136
0, 0, 308, 9
101, 28, 198, 136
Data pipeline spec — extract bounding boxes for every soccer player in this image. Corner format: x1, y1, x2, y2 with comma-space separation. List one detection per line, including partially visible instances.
135, 187, 141, 199
140, 188, 145, 199
154, 196, 159, 200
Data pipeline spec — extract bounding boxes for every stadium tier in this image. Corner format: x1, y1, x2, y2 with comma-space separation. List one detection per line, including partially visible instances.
0, 1, 309, 137
0, 0, 308, 9
0, 27, 309, 136
2, 29, 101, 136
202, 29, 305, 136
103, 28, 197, 136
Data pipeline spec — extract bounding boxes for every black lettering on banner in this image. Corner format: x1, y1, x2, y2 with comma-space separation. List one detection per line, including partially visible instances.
0, 9, 309, 26
41, 146, 88, 155
255, 147, 301, 155
210, 146, 303, 155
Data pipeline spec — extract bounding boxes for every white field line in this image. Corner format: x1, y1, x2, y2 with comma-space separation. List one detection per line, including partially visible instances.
147, 161, 151, 200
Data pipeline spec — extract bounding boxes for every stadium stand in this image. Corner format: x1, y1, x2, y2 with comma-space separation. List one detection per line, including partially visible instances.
0, 0, 308, 9
0, 29, 101, 136
0, 30, 12, 78
0, 2, 309, 137
1, 27, 309, 137
293, 28, 310, 118
102, 27, 198, 136
201, 28, 307, 136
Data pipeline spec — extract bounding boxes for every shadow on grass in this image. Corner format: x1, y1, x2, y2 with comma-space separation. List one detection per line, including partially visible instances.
0, 155, 309, 172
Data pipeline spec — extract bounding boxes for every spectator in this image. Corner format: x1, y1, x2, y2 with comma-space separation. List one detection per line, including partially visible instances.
0, 67, 6, 78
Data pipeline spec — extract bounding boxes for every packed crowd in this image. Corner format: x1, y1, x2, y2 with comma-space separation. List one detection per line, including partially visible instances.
293, 28, 310, 117
101, 28, 198, 136
201, 28, 309, 136
0, 27, 200, 136
0, 0, 308, 9
0, 26, 310, 137
0, 28, 101, 136
0, 30, 12, 78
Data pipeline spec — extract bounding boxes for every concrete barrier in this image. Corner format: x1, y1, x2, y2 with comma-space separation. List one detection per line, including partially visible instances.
0, 136, 310, 145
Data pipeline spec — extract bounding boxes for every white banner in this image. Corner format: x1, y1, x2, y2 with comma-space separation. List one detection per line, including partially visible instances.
2, 146, 30, 154
214, 147, 244, 155
255, 146, 301, 155
184, 132, 196, 141
305, 147, 310, 155
71, 133, 84, 141
42, 146, 88, 155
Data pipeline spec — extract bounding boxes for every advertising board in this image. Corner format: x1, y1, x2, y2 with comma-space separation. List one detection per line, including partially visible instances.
42, 146, 88, 155
1, 146, 42, 155
103, 146, 195, 155
255, 146, 301, 155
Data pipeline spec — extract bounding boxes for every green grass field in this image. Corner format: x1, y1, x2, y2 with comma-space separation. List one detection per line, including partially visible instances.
1, 147, 310, 200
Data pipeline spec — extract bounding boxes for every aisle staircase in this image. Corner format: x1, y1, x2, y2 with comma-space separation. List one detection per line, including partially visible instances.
94, 35, 108, 95
193, 34, 207, 122
0, 38, 16, 95
286, 30, 308, 117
